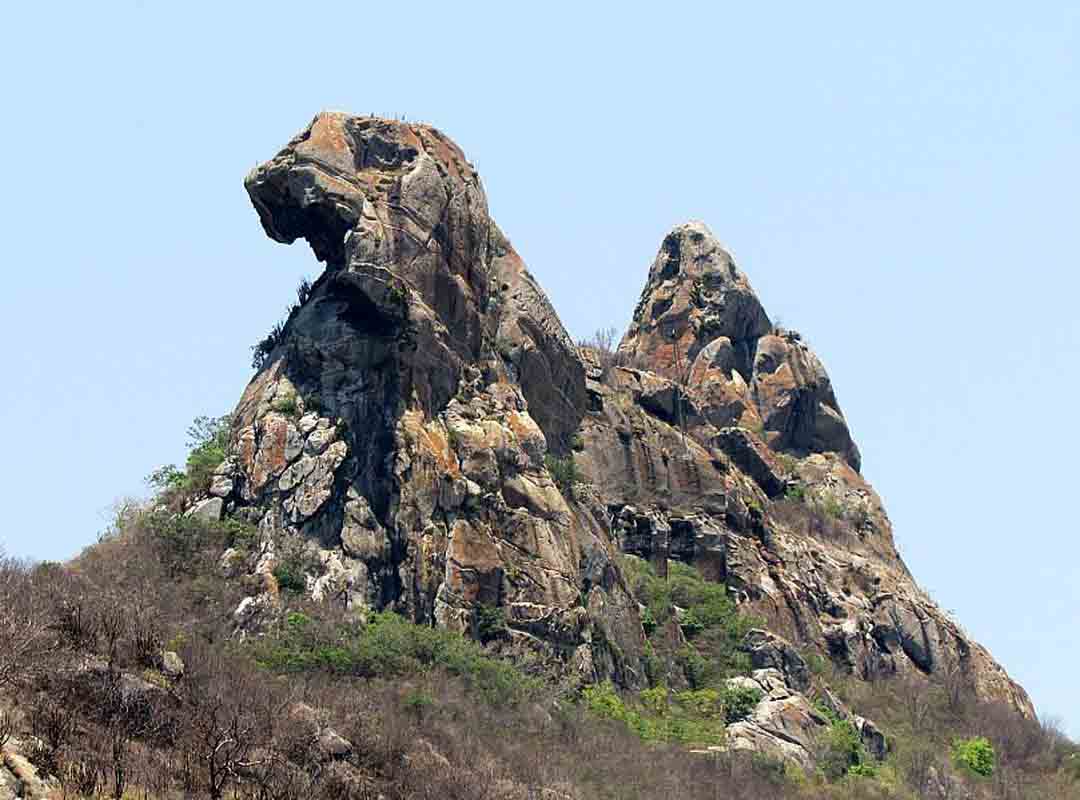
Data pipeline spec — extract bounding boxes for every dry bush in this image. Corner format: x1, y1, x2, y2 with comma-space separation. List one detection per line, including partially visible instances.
769, 497, 849, 543
0, 549, 55, 689
4, 512, 1078, 800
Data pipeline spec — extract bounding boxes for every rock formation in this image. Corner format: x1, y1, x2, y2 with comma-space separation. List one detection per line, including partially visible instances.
227, 111, 643, 686
207, 111, 1031, 765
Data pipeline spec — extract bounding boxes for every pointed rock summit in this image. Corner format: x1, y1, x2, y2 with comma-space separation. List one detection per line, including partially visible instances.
621, 221, 859, 470
209, 112, 1032, 768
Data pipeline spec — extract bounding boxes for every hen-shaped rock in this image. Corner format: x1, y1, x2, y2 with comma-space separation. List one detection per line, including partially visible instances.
230, 112, 642, 685
215, 112, 1033, 745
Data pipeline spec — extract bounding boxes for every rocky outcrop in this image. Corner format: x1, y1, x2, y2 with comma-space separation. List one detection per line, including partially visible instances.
224, 112, 645, 687
212, 111, 1032, 762
1, 746, 55, 800
576, 220, 1031, 719
619, 222, 859, 470
723, 668, 826, 769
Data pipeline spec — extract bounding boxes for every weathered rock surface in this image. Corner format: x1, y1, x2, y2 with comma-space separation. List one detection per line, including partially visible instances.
216, 111, 1033, 763
0, 747, 54, 800
577, 220, 1031, 719
619, 222, 859, 470
724, 668, 826, 769
228, 112, 646, 686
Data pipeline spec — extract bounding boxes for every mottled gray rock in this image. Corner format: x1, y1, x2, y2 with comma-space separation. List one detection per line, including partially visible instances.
742, 630, 812, 693
1, 752, 49, 800
161, 650, 185, 680
230, 113, 648, 688
318, 728, 353, 760
0, 764, 19, 800
620, 222, 771, 380
221, 112, 1033, 724
219, 547, 244, 578
855, 715, 888, 761
751, 332, 861, 470
490, 225, 587, 453
188, 496, 223, 523
723, 672, 821, 769
713, 427, 786, 498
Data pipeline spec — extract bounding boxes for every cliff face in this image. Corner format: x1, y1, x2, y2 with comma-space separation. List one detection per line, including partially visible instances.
212, 112, 1031, 736
226, 112, 641, 686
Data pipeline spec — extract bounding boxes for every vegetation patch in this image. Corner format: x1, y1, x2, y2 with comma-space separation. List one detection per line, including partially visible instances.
146, 414, 232, 509
251, 610, 538, 706
583, 682, 727, 746
952, 735, 995, 777
619, 556, 759, 686
544, 454, 580, 497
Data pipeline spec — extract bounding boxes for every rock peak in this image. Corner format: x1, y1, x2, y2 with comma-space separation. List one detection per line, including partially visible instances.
621, 222, 860, 470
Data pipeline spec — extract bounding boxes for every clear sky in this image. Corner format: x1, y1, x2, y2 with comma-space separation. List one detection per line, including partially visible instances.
1, 2, 1076, 732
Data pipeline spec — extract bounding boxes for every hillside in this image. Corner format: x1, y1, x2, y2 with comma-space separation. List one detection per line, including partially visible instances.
1, 111, 1076, 800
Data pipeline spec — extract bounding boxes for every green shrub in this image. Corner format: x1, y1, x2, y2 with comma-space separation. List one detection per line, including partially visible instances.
677, 646, 714, 689
952, 736, 995, 777
620, 556, 758, 685
271, 394, 300, 417
640, 684, 670, 715
819, 717, 871, 781
785, 484, 807, 502
640, 606, 657, 636
582, 683, 726, 746
252, 611, 536, 706
674, 688, 721, 717
545, 454, 579, 497
147, 414, 232, 502
720, 684, 763, 723
847, 762, 879, 778
821, 496, 845, 519
272, 562, 307, 594
475, 604, 507, 643
678, 609, 705, 638
142, 511, 256, 578
286, 611, 312, 629
805, 652, 829, 676
402, 689, 435, 725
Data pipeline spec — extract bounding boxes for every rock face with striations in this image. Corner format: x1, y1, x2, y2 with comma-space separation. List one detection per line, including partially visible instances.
229, 112, 640, 685
213, 112, 1032, 764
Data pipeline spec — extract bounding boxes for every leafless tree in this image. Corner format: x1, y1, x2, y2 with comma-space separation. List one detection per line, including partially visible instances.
29, 693, 79, 777
0, 551, 54, 689
580, 326, 622, 380
179, 649, 278, 800
97, 597, 127, 668
63, 752, 105, 800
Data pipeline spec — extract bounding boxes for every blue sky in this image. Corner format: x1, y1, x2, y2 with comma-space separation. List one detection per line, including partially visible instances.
1, 2, 1077, 731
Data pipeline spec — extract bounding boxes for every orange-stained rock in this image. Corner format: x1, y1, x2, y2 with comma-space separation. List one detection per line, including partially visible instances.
215, 112, 1032, 727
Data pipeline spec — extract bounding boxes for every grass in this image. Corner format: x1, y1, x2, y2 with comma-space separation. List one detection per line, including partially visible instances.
271, 394, 301, 417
